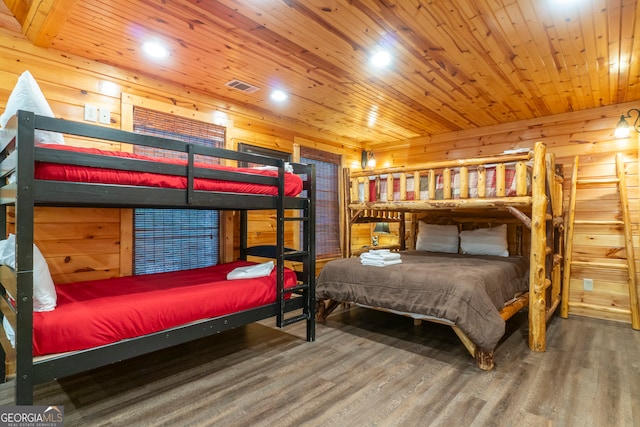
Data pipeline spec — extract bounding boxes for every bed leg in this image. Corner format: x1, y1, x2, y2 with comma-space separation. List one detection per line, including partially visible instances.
316, 300, 326, 321
316, 299, 341, 321
475, 349, 495, 371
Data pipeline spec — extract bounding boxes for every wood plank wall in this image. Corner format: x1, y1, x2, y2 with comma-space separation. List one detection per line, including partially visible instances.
0, 19, 638, 324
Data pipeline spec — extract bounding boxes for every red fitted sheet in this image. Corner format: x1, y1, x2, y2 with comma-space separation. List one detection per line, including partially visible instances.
34, 144, 303, 196
32, 261, 297, 356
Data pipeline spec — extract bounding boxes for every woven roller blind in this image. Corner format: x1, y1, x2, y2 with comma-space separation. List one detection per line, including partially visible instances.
132, 107, 225, 274
300, 146, 341, 259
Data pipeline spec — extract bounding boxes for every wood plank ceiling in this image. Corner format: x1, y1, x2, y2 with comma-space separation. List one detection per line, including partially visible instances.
4, 0, 640, 148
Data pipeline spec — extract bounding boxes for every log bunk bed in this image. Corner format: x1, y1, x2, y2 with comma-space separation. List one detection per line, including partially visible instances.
317, 142, 563, 370
0, 110, 316, 404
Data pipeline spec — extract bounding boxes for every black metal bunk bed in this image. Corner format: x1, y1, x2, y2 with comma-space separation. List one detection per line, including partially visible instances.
0, 110, 316, 404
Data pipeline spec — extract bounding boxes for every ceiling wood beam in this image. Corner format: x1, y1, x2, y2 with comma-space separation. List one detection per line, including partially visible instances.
2, 0, 30, 25
21, 0, 77, 46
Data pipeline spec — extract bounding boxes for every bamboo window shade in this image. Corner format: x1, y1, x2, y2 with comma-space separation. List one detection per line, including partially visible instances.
300, 146, 341, 259
132, 107, 225, 274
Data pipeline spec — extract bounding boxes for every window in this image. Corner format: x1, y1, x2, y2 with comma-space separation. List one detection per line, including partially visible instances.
132, 107, 225, 274
237, 143, 291, 166
300, 147, 341, 259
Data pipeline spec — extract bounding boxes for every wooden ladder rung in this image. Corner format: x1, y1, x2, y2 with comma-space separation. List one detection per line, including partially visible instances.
567, 301, 632, 316
573, 220, 624, 226
570, 260, 628, 269
576, 178, 619, 185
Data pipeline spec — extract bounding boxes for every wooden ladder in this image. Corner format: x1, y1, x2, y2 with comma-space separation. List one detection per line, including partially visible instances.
561, 154, 639, 329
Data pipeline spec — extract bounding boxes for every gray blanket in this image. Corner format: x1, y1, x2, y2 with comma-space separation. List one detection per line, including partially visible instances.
316, 251, 529, 351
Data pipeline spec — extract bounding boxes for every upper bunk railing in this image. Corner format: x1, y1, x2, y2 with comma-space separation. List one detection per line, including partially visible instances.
0, 111, 310, 210
347, 147, 537, 212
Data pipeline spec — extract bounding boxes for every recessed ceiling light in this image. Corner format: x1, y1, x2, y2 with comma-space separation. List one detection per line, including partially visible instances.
141, 41, 170, 59
270, 89, 288, 102
370, 50, 391, 68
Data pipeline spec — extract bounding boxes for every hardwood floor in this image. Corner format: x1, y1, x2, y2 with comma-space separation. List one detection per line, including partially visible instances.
1, 306, 638, 426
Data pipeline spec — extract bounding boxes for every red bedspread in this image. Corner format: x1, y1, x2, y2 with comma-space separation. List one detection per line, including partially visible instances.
34, 144, 303, 196
33, 261, 296, 356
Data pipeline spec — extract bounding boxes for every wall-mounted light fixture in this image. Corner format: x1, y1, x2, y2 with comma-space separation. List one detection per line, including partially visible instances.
371, 221, 389, 246
361, 150, 376, 169
373, 222, 390, 234
614, 108, 640, 138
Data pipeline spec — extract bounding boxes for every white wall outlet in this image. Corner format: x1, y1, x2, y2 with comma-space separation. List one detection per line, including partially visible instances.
98, 107, 111, 124
583, 278, 594, 291
84, 104, 98, 122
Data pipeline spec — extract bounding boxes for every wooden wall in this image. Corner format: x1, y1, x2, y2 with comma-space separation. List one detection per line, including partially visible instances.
1, 16, 638, 325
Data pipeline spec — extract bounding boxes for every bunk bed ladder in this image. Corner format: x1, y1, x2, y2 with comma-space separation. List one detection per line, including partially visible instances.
276, 164, 316, 340
561, 154, 639, 329
239, 163, 316, 340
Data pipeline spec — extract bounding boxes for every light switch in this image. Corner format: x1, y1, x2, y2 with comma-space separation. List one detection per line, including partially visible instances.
84, 104, 98, 122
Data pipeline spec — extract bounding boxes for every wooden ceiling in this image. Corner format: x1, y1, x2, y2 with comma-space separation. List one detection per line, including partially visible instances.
5, 0, 640, 147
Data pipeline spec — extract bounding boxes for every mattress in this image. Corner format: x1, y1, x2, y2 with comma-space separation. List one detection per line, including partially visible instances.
31, 261, 296, 356
34, 144, 303, 196
316, 251, 529, 351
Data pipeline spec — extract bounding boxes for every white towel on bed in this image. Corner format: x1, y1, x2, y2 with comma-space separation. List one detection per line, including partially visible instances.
360, 249, 402, 266
227, 261, 275, 280
360, 250, 401, 262
360, 258, 403, 267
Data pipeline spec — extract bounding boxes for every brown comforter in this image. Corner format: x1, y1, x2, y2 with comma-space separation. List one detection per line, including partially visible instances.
316, 251, 529, 351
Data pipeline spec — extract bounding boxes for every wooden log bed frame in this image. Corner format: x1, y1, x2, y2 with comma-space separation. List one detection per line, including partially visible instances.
317, 141, 564, 370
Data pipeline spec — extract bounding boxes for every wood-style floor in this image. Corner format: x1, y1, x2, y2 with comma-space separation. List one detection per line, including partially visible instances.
0, 306, 638, 426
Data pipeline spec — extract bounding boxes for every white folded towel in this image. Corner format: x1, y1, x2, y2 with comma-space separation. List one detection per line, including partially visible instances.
368, 249, 391, 255
360, 251, 401, 262
360, 258, 403, 267
227, 261, 275, 280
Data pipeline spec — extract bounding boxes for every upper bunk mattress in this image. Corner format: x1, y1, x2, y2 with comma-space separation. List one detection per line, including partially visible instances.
34, 144, 303, 196
316, 251, 529, 351
32, 261, 297, 356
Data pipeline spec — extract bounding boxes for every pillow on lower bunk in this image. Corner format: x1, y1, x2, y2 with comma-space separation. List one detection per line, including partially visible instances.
459, 224, 509, 257
0, 234, 57, 311
415, 222, 459, 253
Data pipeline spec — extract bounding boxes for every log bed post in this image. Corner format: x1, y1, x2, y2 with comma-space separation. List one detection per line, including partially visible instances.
529, 142, 548, 352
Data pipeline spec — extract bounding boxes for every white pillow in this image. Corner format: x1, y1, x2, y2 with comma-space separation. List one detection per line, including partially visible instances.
0, 71, 65, 145
415, 222, 459, 253
459, 224, 509, 257
0, 234, 57, 311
